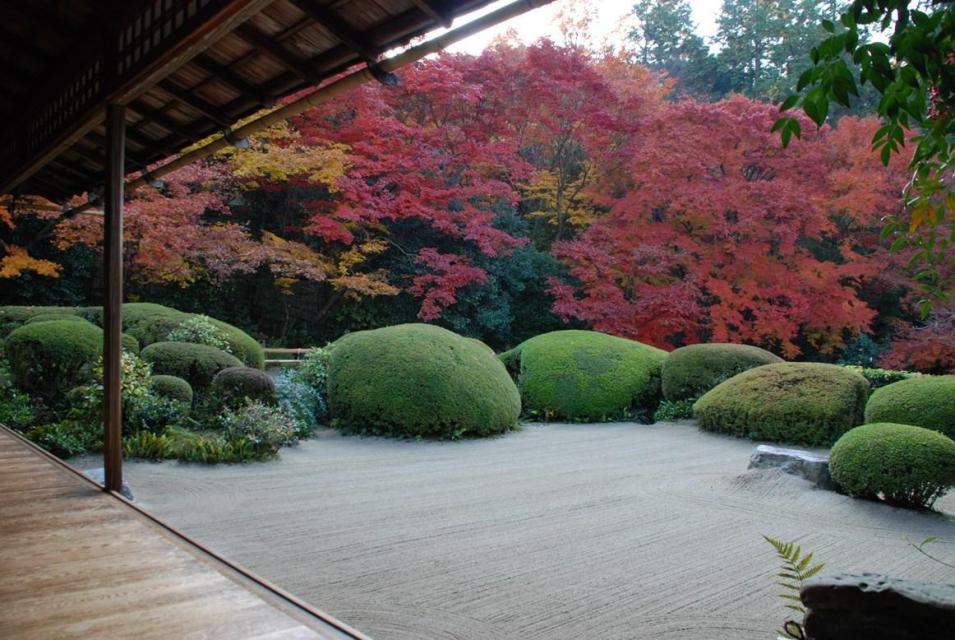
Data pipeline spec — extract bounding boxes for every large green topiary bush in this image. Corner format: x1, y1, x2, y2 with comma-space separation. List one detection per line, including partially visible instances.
209, 366, 276, 410
4, 320, 103, 401
661, 343, 783, 402
864, 376, 955, 439
0, 306, 82, 337
207, 318, 264, 369
141, 341, 242, 392
693, 363, 869, 446
150, 375, 194, 406
125, 314, 186, 347
499, 330, 667, 421
328, 324, 520, 439
25, 313, 88, 325
829, 423, 955, 509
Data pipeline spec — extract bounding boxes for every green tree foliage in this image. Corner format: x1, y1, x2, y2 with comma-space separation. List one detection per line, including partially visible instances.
777, 1, 954, 300
629, 0, 718, 97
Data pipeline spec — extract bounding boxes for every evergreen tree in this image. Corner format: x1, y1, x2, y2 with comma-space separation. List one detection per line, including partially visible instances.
628, 0, 718, 98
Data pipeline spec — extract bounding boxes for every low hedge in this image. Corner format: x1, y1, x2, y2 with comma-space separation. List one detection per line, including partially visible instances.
209, 367, 276, 410
4, 320, 102, 401
829, 423, 955, 509
864, 376, 955, 439
150, 375, 194, 406
499, 330, 667, 421
141, 341, 242, 392
661, 343, 783, 402
693, 363, 869, 446
328, 324, 520, 439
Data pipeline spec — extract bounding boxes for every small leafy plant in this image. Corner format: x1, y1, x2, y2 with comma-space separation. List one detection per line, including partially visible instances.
167, 315, 233, 354
653, 399, 695, 422
763, 535, 826, 640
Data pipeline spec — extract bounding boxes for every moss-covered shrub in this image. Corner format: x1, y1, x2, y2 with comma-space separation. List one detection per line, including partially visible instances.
661, 343, 783, 402
829, 423, 955, 509
864, 376, 955, 439
328, 324, 520, 439
693, 363, 869, 446
500, 330, 667, 421
140, 341, 242, 392
4, 320, 103, 401
207, 317, 264, 369
150, 375, 194, 405
25, 313, 88, 325
0, 306, 81, 337
121, 333, 140, 354
125, 315, 185, 347
209, 366, 276, 410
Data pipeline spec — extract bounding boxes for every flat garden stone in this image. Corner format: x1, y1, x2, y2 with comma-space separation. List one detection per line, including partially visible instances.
748, 444, 835, 490
803, 573, 955, 640
83, 467, 134, 500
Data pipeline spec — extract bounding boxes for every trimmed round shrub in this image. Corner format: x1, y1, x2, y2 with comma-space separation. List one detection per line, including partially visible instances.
150, 375, 194, 406
26, 313, 89, 325
829, 423, 955, 509
141, 341, 242, 391
121, 333, 140, 354
126, 314, 186, 347
328, 324, 520, 439
661, 343, 783, 402
500, 330, 667, 421
0, 306, 81, 337
693, 363, 869, 446
207, 318, 264, 369
864, 376, 955, 439
209, 366, 276, 410
4, 320, 103, 401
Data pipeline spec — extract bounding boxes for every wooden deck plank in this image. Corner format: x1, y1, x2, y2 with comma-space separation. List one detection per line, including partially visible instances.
0, 428, 365, 640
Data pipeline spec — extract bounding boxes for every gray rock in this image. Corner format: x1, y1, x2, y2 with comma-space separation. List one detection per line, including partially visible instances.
803, 573, 955, 640
748, 444, 835, 490
83, 467, 134, 500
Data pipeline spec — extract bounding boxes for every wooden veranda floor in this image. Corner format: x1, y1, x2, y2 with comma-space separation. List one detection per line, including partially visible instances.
0, 427, 366, 640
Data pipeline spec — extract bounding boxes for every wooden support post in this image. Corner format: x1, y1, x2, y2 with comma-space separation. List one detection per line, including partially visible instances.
103, 103, 125, 494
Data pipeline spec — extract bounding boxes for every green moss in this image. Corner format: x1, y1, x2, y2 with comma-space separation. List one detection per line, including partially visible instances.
209, 366, 276, 410
501, 330, 667, 421
864, 376, 955, 439
150, 375, 194, 406
328, 323, 520, 439
4, 320, 103, 402
693, 363, 869, 446
141, 341, 242, 392
661, 343, 783, 402
829, 423, 955, 509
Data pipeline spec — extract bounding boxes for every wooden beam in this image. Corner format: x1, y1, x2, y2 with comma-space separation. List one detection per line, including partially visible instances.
158, 80, 233, 127
289, 0, 380, 61
410, 0, 452, 27
234, 23, 321, 83
102, 103, 125, 495
192, 54, 272, 104
128, 100, 202, 141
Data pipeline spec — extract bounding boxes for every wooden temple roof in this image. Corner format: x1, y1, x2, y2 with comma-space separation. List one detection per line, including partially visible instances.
0, 0, 499, 204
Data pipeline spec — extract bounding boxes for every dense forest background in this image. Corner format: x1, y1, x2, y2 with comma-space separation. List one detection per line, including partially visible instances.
3, 0, 952, 372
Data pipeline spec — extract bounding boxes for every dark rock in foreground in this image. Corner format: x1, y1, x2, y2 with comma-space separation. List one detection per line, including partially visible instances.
803, 573, 955, 640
